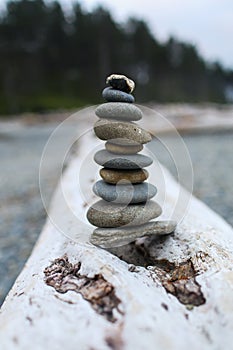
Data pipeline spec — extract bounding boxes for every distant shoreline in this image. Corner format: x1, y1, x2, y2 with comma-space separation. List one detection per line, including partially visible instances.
1, 103, 233, 137
151, 125, 233, 136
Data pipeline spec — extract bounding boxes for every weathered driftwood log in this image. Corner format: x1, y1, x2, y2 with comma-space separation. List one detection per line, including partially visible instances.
0, 134, 233, 350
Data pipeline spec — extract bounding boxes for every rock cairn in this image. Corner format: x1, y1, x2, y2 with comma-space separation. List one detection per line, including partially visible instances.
87, 74, 176, 248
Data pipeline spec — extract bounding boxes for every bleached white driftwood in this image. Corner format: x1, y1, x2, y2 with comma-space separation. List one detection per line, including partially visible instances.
0, 132, 233, 350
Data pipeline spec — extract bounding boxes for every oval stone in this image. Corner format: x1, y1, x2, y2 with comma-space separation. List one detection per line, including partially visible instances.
100, 168, 149, 184
102, 87, 135, 103
95, 103, 142, 121
93, 180, 157, 203
94, 150, 153, 169
94, 119, 152, 144
105, 139, 143, 154
86, 200, 162, 228
90, 221, 177, 248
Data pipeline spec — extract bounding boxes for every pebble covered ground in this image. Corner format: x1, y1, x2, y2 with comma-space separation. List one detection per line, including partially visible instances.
0, 121, 74, 305
151, 132, 233, 226
0, 119, 232, 306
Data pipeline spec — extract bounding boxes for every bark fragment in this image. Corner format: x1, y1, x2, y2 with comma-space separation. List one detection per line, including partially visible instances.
154, 259, 206, 306
44, 255, 122, 322
109, 241, 206, 307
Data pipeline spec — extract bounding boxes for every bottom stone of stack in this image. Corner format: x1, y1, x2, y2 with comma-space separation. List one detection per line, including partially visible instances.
90, 221, 177, 248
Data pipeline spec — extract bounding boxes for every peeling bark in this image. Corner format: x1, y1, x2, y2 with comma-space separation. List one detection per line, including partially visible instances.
154, 259, 206, 306
109, 242, 205, 307
44, 255, 122, 323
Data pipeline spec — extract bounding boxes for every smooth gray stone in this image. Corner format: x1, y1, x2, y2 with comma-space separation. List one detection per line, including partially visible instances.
94, 119, 152, 144
106, 138, 140, 146
106, 74, 135, 93
94, 150, 153, 169
93, 180, 157, 204
102, 87, 135, 103
90, 221, 177, 248
95, 103, 142, 121
105, 139, 143, 154
86, 200, 162, 228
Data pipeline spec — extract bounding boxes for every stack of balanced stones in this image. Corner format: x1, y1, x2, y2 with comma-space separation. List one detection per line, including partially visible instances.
87, 74, 176, 248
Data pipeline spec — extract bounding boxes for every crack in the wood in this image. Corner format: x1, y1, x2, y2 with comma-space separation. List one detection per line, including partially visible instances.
44, 255, 123, 323
108, 241, 206, 307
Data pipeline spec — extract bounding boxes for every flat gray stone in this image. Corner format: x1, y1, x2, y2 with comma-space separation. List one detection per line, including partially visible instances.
95, 103, 142, 121
94, 119, 152, 144
86, 200, 162, 228
102, 87, 135, 103
94, 150, 153, 169
100, 168, 149, 184
93, 180, 157, 204
105, 139, 143, 154
90, 221, 177, 248
90, 221, 176, 248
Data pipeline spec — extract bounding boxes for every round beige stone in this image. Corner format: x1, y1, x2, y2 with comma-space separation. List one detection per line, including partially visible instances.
100, 168, 149, 184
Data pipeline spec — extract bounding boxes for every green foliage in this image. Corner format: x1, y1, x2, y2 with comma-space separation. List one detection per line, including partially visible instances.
0, 0, 232, 115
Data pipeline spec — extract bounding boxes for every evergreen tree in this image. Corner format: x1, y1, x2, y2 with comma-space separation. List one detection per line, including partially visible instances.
0, 0, 231, 114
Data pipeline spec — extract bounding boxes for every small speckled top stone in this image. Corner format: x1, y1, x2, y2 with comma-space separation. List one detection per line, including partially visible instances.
102, 87, 135, 103
94, 150, 153, 169
106, 74, 135, 93
95, 103, 142, 121
94, 119, 152, 144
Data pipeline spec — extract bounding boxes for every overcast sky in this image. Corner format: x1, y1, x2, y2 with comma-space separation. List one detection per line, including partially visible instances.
2, 0, 233, 69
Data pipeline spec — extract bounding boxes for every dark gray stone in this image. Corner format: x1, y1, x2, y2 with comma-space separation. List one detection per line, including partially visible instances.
102, 87, 135, 103
86, 200, 162, 228
93, 180, 157, 203
95, 102, 142, 121
90, 221, 177, 248
94, 150, 153, 169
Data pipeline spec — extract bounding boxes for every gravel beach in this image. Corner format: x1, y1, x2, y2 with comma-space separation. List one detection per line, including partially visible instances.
0, 121, 75, 305
0, 114, 232, 306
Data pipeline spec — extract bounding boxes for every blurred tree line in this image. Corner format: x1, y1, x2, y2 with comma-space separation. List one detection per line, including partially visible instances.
0, 0, 233, 115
